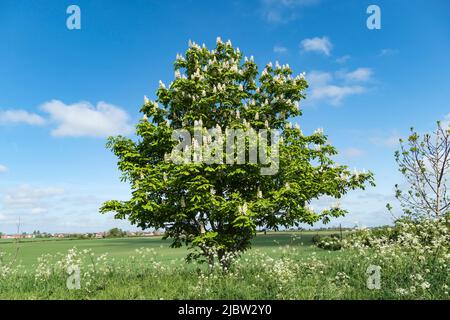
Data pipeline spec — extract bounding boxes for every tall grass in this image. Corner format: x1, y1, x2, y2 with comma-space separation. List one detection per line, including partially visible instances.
0, 219, 448, 299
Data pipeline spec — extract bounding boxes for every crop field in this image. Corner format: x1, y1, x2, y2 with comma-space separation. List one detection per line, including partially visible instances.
0, 231, 337, 269
0, 226, 447, 300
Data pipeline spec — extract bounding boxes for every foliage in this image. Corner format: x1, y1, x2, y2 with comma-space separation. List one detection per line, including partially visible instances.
313, 234, 342, 251
100, 38, 374, 268
342, 226, 399, 248
107, 228, 126, 238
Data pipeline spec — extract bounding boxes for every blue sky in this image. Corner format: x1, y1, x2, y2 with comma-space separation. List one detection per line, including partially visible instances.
0, 0, 449, 233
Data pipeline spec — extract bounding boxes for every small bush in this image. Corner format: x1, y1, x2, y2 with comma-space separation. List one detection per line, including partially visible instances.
316, 235, 342, 251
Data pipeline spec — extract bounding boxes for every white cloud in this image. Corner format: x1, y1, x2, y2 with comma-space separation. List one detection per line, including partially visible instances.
0, 185, 63, 227
306, 67, 373, 106
442, 114, 450, 127
378, 48, 398, 57
307, 70, 333, 87
0, 110, 46, 126
342, 147, 365, 157
0, 184, 138, 233
3, 185, 65, 206
336, 55, 351, 64
31, 207, 48, 214
370, 132, 402, 148
338, 68, 373, 82
300, 36, 332, 56
41, 100, 132, 137
0, 164, 8, 173
1, 100, 132, 138
273, 45, 288, 54
259, 0, 319, 23
309, 189, 397, 228
310, 85, 365, 105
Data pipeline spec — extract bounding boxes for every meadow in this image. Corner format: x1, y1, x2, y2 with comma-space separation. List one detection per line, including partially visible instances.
0, 231, 334, 269
0, 226, 448, 300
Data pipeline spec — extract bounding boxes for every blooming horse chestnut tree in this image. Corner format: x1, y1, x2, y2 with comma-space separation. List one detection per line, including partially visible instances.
100, 38, 375, 269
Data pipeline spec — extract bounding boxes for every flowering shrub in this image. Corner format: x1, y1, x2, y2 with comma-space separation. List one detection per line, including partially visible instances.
0, 251, 26, 280
342, 217, 449, 251
315, 235, 342, 251
340, 217, 449, 299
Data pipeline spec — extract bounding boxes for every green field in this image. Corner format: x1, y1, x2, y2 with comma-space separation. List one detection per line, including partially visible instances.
0, 229, 447, 299
0, 231, 338, 269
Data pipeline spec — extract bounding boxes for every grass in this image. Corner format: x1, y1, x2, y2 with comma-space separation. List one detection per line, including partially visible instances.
0, 229, 447, 300
0, 231, 339, 269
1, 237, 185, 268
